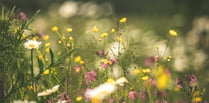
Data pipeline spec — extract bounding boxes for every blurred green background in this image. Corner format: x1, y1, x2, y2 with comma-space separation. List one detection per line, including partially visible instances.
1, 0, 209, 35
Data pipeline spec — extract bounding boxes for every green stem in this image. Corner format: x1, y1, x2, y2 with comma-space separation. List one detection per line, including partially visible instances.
56, 31, 68, 51
30, 49, 34, 78
147, 84, 153, 103
52, 74, 61, 83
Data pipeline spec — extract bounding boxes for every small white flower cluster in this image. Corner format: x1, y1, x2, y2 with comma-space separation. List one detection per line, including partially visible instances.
37, 85, 60, 96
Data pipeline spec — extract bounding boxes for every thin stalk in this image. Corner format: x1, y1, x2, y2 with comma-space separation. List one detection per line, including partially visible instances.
30, 49, 34, 78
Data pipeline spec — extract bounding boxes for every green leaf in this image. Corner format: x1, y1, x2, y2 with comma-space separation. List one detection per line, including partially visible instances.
53, 48, 77, 66
49, 48, 54, 66
41, 80, 49, 88
26, 9, 40, 26
37, 57, 44, 73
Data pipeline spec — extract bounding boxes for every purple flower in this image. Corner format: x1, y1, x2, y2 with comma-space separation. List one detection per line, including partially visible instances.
37, 32, 45, 39
18, 12, 27, 21
185, 74, 197, 86
85, 70, 96, 81
175, 78, 183, 88
96, 50, 105, 56
102, 63, 109, 69
109, 58, 119, 64
139, 91, 147, 100
144, 56, 158, 66
190, 74, 197, 86
128, 91, 137, 100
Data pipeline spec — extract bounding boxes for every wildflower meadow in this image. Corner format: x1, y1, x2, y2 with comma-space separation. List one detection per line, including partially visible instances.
1, 1, 209, 103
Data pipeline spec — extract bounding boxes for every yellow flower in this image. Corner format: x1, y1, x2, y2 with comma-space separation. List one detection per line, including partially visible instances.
58, 40, 62, 44
76, 96, 83, 101
91, 96, 101, 103
38, 54, 43, 59
45, 58, 49, 62
43, 35, 49, 40
80, 60, 85, 65
142, 76, 149, 81
45, 42, 51, 47
43, 69, 49, 75
93, 26, 99, 33
107, 78, 115, 84
74, 56, 82, 63
157, 74, 169, 90
108, 60, 112, 65
192, 97, 202, 103
156, 65, 170, 90
67, 43, 71, 47
66, 28, 73, 33
62, 36, 66, 40
45, 48, 50, 53
21, 34, 26, 40
69, 36, 74, 41
14, 27, 20, 33
75, 68, 81, 73
167, 56, 172, 61
32, 37, 38, 40
51, 26, 58, 32
100, 32, 108, 38
133, 69, 141, 75
193, 91, 201, 97
142, 68, 151, 73
27, 85, 33, 90
116, 37, 123, 42
101, 59, 109, 64
119, 17, 127, 23
111, 28, 115, 33
169, 29, 177, 36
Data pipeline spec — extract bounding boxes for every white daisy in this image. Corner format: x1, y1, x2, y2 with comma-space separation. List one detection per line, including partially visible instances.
85, 77, 128, 101
24, 40, 41, 49
37, 85, 60, 96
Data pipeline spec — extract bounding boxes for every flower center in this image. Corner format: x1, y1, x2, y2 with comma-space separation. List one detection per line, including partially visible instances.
29, 44, 35, 48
